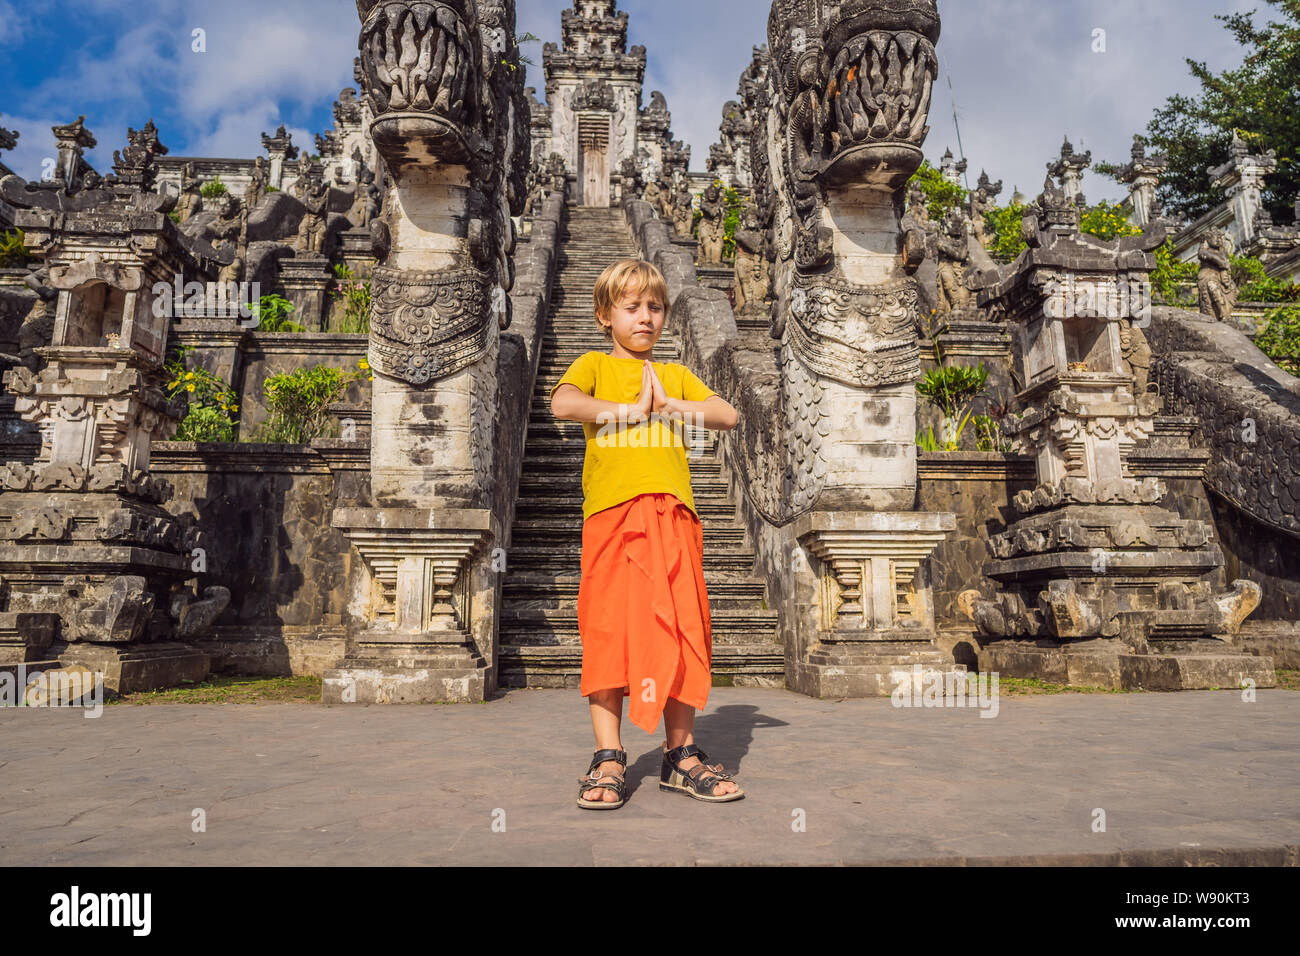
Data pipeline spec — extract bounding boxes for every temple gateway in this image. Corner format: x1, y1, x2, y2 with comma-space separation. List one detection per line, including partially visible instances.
1, 0, 1296, 702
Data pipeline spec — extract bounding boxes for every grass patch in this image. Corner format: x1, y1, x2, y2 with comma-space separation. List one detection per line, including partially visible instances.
1275, 668, 1300, 691
106, 675, 323, 706
994, 676, 1128, 695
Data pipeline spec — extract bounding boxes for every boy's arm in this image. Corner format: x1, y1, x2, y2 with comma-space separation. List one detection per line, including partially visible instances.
662, 395, 738, 431
551, 383, 645, 425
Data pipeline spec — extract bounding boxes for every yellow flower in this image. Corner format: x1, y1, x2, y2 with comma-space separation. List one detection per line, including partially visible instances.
185, 372, 195, 380
186, 384, 196, 393
358, 357, 370, 370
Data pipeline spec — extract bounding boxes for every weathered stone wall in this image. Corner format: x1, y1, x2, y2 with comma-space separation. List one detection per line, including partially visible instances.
918, 453, 1036, 627
1147, 305, 1300, 619
1148, 305, 1300, 536
149, 442, 365, 676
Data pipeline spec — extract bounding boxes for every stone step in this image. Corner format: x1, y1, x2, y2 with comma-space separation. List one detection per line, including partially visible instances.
502, 571, 768, 603
501, 211, 778, 688
496, 644, 787, 688
513, 496, 740, 524
510, 522, 750, 551
518, 452, 725, 479
499, 618, 781, 647
516, 473, 732, 497
504, 543, 757, 573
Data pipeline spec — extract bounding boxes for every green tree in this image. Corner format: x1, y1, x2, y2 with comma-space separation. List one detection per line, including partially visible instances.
983, 202, 1029, 263
1079, 200, 1142, 242
1121, 0, 1300, 221
907, 158, 968, 222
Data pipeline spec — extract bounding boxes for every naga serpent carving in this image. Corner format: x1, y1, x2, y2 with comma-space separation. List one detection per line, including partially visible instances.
739, 0, 939, 522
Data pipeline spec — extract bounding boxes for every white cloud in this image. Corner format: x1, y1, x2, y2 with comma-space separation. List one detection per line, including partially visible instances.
2, 0, 1273, 204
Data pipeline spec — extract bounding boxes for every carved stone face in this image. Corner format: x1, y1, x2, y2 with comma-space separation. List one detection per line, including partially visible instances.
773, 0, 941, 190
359, 0, 482, 167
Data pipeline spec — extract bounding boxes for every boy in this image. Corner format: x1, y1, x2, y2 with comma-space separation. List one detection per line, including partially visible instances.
549, 258, 745, 808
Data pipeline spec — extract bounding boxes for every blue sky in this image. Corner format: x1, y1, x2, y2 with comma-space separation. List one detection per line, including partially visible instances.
0, 0, 1268, 204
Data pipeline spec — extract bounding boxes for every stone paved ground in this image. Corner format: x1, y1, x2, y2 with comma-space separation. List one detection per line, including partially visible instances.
2, 687, 1298, 866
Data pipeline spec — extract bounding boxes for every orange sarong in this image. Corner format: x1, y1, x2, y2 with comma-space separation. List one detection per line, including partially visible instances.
577, 492, 712, 734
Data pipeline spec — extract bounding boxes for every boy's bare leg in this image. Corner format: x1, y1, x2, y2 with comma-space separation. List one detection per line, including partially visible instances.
582, 688, 626, 802
662, 697, 738, 796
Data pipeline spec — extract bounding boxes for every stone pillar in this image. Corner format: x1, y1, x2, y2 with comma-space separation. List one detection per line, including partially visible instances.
51, 116, 97, 194
1117, 136, 1167, 229
1210, 131, 1277, 251
1047, 136, 1092, 205
325, 0, 529, 704
758, 0, 960, 697
261, 124, 299, 191
278, 256, 334, 332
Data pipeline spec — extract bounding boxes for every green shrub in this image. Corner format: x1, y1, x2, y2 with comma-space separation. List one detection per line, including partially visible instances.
1232, 255, 1300, 303
983, 202, 1029, 263
200, 175, 228, 199
0, 229, 32, 268
915, 362, 990, 451
720, 181, 744, 260
260, 364, 364, 444
330, 264, 371, 333
1150, 237, 1198, 307
248, 293, 306, 332
1255, 305, 1300, 375
164, 346, 240, 442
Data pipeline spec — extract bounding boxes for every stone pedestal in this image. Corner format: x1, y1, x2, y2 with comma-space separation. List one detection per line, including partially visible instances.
788, 511, 961, 696
325, 507, 496, 703
962, 182, 1270, 687
0, 612, 58, 665
278, 254, 334, 331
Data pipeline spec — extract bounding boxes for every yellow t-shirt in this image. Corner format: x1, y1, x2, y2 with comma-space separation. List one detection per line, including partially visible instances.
548, 351, 719, 522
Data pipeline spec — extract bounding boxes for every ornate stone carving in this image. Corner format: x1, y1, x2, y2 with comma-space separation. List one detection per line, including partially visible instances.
1197, 227, 1237, 321
696, 182, 726, 265
733, 200, 772, 311
175, 162, 204, 223
205, 194, 249, 284
934, 209, 971, 313
59, 575, 155, 644
969, 169, 1001, 246
369, 264, 493, 385
245, 155, 269, 213
787, 274, 922, 390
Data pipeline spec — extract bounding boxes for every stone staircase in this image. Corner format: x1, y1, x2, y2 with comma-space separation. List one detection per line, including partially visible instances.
499, 203, 784, 689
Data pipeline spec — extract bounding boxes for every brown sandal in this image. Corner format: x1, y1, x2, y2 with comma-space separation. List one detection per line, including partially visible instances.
577, 748, 628, 810
660, 742, 744, 802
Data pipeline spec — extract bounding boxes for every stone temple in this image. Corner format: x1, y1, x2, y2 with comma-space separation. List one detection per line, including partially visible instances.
0, 0, 1296, 702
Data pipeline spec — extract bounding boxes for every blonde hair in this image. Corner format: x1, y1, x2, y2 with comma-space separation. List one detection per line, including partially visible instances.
592, 258, 669, 339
